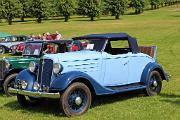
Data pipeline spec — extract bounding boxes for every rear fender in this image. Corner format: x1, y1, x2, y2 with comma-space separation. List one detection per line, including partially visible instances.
141, 62, 169, 85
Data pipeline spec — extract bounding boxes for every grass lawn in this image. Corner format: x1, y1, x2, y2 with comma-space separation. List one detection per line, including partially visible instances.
0, 5, 180, 120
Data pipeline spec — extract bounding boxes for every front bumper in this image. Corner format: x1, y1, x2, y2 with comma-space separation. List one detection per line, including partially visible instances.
8, 87, 60, 99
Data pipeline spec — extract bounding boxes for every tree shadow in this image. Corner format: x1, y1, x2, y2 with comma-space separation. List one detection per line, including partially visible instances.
160, 93, 180, 105
4, 90, 145, 116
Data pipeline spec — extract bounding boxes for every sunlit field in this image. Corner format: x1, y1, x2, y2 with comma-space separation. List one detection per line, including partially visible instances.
0, 5, 180, 120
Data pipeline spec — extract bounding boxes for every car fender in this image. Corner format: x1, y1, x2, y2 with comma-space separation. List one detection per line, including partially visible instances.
140, 62, 169, 85
0, 44, 10, 51
50, 71, 113, 95
15, 69, 36, 91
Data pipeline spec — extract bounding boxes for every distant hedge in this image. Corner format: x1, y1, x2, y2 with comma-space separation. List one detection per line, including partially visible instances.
0, 0, 179, 25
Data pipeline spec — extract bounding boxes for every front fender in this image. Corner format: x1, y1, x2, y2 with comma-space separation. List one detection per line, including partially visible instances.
15, 69, 36, 91
50, 71, 113, 95
141, 62, 169, 85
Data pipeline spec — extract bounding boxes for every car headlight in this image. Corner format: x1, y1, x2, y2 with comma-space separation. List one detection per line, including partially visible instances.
21, 80, 28, 89
53, 63, 63, 74
33, 82, 40, 91
29, 61, 37, 73
5, 61, 10, 69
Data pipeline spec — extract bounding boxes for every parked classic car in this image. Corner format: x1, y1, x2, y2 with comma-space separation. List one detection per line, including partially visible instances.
10, 43, 26, 55
8, 33, 169, 117
0, 40, 71, 96
0, 35, 30, 54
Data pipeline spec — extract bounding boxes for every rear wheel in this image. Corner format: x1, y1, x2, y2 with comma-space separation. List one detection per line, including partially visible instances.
146, 71, 162, 96
0, 46, 5, 54
3, 73, 18, 96
60, 82, 92, 117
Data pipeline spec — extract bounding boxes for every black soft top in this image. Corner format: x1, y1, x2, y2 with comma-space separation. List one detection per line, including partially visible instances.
73, 33, 139, 53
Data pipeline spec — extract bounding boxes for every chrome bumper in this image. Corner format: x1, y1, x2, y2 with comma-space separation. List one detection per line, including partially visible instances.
8, 88, 60, 99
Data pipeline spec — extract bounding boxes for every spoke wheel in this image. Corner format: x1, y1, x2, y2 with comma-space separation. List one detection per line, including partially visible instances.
60, 82, 91, 117
0, 46, 5, 54
146, 71, 162, 96
3, 73, 18, 96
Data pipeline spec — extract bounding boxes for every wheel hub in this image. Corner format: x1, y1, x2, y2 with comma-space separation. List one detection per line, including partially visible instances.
153, 80, 158, 87
75, 97, 82, 106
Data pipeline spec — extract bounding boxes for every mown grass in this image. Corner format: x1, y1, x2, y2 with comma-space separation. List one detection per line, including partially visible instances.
0, 5, 180, 120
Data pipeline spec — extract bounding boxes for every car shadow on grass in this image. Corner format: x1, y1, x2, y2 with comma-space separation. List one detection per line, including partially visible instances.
91, 90, 146, 109
4, 99, 66, 117
160, 93, 180, 105
4, 90, 146, 117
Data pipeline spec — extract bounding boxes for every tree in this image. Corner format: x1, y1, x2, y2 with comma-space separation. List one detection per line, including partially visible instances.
104, 0, 128, 19
1, 0, 22, 25
55, 0, 76, 22
78, 0, 102, 21
18, 0, 30, 22
29, 0, 49, 23
150, 0, 161, 9
130, 0, 148, 14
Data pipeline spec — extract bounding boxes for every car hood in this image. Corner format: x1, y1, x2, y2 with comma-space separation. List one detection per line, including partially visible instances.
43, 50, 102, 63
4, 57, 40, 69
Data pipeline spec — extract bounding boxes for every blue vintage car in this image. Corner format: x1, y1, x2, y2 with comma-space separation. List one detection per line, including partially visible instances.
8, 33, 169, 117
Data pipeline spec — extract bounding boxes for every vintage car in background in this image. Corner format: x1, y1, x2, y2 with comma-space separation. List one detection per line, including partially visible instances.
0, 35, 30, 54
0, 40, 71, 96
8, 33, 169, 117
10, 43, 26, 55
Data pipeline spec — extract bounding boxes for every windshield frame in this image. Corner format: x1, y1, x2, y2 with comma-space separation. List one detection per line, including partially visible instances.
22, 42, 43, 57
71, 39, 107, 52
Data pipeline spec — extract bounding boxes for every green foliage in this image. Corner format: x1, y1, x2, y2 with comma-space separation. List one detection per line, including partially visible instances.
0, 0, 22, 25
18, 0, 30, 22
29, 0, 49, 23
150, 0, 161, 9
104, 0, 128, 19
130, 0, 149, 14
55, 0, 76, 22
78, 0, 102, 21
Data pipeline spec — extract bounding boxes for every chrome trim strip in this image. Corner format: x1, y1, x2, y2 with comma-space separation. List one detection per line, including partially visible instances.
8, 88, 60, 99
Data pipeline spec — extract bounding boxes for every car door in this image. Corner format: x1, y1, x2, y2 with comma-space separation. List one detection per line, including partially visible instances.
103, 53, 129, 86
102, 40, 131, 86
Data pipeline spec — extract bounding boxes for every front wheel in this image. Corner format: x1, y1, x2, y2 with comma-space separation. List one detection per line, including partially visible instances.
0, 46, 5, 54
60, 82, 92, 117
146, 71, 162, 96
3, 73, 18, 96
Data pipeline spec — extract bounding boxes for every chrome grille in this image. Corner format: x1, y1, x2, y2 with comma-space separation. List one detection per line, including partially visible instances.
38, 59, 53, 87
0, 60, 6, 80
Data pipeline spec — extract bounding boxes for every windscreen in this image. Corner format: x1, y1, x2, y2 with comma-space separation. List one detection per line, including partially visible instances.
23, 43, 42, 56
69, 39, 106, 52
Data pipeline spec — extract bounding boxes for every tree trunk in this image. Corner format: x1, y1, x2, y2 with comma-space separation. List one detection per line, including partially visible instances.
8, 18, 12, 25
64, 15, 69, 22
90, 16, 94, 21
115, 14, 120, 19
37, 17, 42, 23
21, 16, 25, 22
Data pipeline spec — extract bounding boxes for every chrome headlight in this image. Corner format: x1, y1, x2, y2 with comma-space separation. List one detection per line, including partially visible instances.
53, 63, 63, 74
33, 82, 40, 91
21, 80, 28, 89
5, 61, 10, 69
29, 62, 37, 73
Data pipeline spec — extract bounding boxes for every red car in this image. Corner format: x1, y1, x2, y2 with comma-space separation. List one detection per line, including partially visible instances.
11, 43, 25, 55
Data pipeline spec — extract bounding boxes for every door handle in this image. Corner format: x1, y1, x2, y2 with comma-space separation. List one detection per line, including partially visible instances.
124, 61, 129, 66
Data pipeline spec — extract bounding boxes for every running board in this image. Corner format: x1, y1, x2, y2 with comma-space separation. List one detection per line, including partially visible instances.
106, 83, 146, 91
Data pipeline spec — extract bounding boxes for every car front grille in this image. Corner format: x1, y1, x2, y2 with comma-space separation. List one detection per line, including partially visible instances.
37, 59, 53, 87
0, 60, 6, 80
